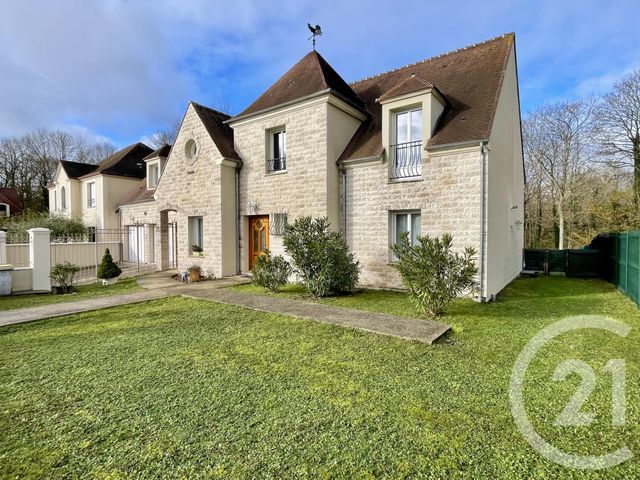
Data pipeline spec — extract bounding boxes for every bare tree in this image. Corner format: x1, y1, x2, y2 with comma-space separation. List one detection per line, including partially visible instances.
596, 69, 640, 207
523, 100, 596, 249
149, 119, 181, 148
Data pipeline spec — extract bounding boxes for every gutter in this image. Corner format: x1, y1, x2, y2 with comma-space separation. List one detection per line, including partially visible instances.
477, 141, 489, 302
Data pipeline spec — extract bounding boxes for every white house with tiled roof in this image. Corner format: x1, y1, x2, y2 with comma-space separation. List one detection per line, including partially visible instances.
120, 33, 524, 299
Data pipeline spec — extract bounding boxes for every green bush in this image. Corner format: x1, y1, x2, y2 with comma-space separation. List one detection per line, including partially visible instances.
0, 211, 86, 237
252, 250, 292, 292
50, 262, 80, 293
97, 248, 122, 279
391, 233, 478, 317
283, 216, 359, 297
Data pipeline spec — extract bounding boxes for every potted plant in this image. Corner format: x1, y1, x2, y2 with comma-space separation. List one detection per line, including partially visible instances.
188, 264, 203, 283
191, 244, 204, 257
50, 262, 80, 294
97, 248, 122, 285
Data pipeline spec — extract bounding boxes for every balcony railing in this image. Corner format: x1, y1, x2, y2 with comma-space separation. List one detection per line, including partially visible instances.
268, 156, 287, 172
390, 141, 422, 179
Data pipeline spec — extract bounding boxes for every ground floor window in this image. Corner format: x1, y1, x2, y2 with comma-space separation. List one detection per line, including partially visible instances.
189, 216, 203, 254
391, 211, 421, 254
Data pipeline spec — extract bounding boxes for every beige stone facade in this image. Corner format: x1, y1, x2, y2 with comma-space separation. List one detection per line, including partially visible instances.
343, 146, 483, 289
152, 103, 238, 278
115, 34, 524, 299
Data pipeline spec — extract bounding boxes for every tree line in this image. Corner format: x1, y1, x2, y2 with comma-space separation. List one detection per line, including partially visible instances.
524, 70, 640, 249
0, 129, 116, 211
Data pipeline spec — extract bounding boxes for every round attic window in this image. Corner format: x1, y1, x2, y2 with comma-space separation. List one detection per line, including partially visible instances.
184, 139, 198, 162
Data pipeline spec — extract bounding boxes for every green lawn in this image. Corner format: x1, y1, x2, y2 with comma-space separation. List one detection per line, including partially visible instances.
1, 277, 639, 478
0, 277, 141, 311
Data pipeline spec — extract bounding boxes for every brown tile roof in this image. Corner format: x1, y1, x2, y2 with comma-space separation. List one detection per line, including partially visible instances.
80, 142, 154, 180
60, 160, 98, 179
191, 102, 240, 160
0, 188, 22, 215
376, 74, 434, 102
117, 178, 155, 206
143, 144, 171, 161
233, 51, 364, 120
340, 33, 514, 160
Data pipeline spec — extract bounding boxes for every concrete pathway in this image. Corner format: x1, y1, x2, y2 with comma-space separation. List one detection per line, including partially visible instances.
181, 287, 450, 345
0, 289, 172, 327
2, 271, 450, 345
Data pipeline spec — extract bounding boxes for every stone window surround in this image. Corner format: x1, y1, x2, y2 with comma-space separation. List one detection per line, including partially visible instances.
389, 209, 421, 261
265, 125, 287, 175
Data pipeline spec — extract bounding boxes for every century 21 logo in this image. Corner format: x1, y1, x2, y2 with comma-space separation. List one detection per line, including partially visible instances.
509, 316, 632, 470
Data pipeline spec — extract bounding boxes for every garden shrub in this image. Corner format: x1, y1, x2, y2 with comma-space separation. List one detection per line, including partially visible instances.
97, 248, 122, 280
252, 250, 291, 292
391, 232, 478, 317
50, 262, 80, 293
283, 216, 359, 297
0, 211, 86, 237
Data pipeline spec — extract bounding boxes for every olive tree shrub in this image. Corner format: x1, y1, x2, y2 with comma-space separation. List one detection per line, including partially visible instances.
391, 233, 478, 317
283, 216, 359, 297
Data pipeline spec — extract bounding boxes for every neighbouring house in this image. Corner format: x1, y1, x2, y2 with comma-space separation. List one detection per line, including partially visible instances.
48, 143, 154, 231
0, 188, 23, 218
105, 33, 524, 299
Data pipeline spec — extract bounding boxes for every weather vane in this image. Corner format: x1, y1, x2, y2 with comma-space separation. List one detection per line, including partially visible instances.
307, 23, 322, 50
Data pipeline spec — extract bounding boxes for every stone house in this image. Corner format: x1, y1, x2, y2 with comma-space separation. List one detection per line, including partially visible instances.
121, 33, 525, 299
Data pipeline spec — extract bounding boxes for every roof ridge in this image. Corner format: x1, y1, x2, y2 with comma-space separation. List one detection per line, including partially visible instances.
190, 101, 232, 118
349, 32, 514, 85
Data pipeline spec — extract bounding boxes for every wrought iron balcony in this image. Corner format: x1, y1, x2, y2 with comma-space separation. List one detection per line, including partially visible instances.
268, 156, 287, 172
390, 141, 422, 179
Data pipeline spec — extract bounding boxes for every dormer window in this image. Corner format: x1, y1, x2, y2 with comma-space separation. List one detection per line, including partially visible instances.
268, 128, 286, 173
391, 108, 422, 179
148, 162, 160, 189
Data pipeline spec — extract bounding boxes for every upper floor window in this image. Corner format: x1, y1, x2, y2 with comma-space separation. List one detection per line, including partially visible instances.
148, 163, 160, 189
391, 108, 422, 179
60, 186, 66, 210
0, 203, 9, 218
87, 182, 96, 208
268, 128, 286, 172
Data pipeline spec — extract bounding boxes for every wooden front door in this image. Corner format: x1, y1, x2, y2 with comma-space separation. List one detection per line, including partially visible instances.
249, 215, 269, 269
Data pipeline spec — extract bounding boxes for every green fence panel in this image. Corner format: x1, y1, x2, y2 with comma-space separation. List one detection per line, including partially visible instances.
549, 250, 567, 273
566, 250, 602, 278
627, 232, 640, 305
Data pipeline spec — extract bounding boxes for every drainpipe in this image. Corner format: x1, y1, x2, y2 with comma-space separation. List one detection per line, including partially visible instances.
477, 141, 488, 302
235, 167, 241, 275
341, 168, 347, 236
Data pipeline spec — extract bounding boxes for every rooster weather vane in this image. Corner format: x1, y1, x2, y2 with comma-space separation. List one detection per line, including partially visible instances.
307, 23, 322, 50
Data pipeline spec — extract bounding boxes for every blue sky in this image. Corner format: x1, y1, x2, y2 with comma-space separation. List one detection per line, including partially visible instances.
1, 0, 638, 148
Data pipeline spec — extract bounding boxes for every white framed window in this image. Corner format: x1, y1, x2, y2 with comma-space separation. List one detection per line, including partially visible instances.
268, 128, 286, 172
148, 163, 160, 189
391, 107, 423, 179
0, 203, 9, 217
391, 211, 421, 253
87, 182, 96, 208
188, 216, 204, 253
60, 186, 66, 210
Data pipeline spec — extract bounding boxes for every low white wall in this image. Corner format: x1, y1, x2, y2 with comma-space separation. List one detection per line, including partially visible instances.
11, 268, 33, 292
50, 242, 122, 268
